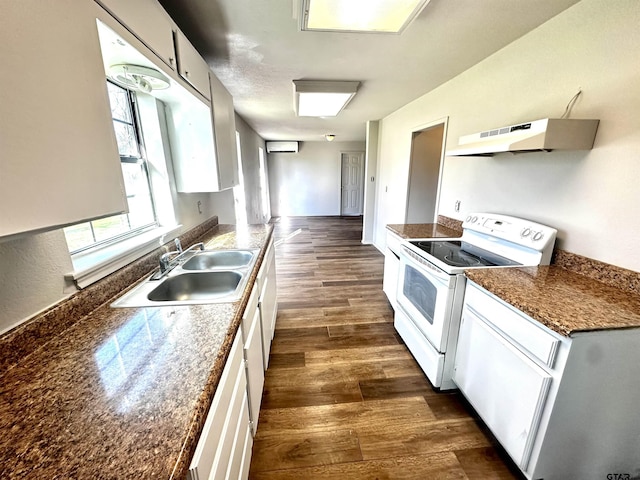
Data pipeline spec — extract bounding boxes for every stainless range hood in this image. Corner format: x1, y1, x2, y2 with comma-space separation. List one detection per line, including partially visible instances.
447, 118, 599, 157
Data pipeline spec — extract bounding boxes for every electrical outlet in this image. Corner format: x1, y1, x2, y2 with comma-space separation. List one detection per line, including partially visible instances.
454, 200, 461, 212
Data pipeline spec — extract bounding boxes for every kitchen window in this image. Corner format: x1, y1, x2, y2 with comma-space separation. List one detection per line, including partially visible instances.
64, 81, 157, 253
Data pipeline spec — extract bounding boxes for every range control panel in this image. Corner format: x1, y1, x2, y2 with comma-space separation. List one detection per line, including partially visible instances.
462, 213, 557, 250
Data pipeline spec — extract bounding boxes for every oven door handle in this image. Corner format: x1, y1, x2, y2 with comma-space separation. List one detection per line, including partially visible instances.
400, 245, 452, 284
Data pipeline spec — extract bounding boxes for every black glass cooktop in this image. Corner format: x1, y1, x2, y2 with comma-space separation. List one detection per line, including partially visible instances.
409, 240, 522, 268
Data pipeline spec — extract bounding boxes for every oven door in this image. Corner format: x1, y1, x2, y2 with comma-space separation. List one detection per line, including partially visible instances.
397, 245, 457, 352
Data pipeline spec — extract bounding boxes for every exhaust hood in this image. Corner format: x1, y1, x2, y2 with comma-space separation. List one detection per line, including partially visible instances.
447, 118, 599, 157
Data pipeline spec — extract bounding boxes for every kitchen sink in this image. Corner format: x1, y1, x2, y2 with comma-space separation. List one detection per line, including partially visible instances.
111, 248, 259, 308
182, 250, 255, 270
147, 271, 242, 302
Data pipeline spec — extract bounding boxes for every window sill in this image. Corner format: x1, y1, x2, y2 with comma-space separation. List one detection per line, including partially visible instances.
65, 225, 182, 289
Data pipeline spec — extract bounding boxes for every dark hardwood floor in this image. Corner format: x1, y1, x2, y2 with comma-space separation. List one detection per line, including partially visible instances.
249, 216, 523, 480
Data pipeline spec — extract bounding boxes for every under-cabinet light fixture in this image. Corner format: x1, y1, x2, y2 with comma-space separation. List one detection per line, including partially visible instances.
300, 0, 431, 34
109, 64, 170, 93
293, 80, 360, 117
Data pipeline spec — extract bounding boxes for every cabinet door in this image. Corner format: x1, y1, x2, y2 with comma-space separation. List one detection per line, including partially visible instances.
174, 29, 211, 100
383, 248, 400, 308
0, 0, 127, 239
209, 72, 239, 189
244, 299, 265, 434
454, 308, 552, 470
383, 232, 402, 309
225, 389, 252, 480
188, 333, 245, 480
95, 0, 176, 69
259, 247, 278, 368
209, 364, 248, 480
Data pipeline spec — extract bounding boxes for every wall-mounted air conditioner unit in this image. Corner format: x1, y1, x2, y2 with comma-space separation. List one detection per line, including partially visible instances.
266, 141, 299, 153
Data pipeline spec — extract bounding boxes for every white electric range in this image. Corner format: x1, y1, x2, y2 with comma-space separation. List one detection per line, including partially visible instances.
394, 213, 557, 390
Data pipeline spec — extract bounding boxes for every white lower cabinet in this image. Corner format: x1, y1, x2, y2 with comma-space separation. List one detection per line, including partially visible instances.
189, 239, 278, 479
242, 285, 265, 435
187, 333, 248, 480
454, 307, 552, 470
225, 390, 252, 480
258, 239, 278, 368
457, 281, 640, 480
382, 231, 402, 309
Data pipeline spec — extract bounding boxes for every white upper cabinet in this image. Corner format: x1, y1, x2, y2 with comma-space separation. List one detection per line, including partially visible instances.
167, 72, 239, 193
174, 30, 212, 100
95, 0, 176, 70
0, 0, 127, 239
209, 72, 240, 190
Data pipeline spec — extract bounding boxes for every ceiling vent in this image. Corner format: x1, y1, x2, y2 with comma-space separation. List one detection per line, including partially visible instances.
266, 141, 299, 153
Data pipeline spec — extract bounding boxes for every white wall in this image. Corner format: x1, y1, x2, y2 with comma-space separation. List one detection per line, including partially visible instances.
268, 141, 366, 216
235, 114, 269, 224
373, 0, 640, 272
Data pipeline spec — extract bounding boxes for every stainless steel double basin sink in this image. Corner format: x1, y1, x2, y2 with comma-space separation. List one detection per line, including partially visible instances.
111, 249, 259, 307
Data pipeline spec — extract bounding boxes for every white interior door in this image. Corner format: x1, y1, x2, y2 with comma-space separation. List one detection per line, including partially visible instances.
341, 152, 364, 215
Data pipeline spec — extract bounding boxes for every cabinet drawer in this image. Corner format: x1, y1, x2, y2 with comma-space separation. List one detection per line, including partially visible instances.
464, 282, 560, 368
386, 230, 403, 255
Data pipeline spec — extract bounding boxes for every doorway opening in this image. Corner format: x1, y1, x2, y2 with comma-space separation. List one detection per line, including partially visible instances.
340, 152, 365, 216
405, 119, 447, 223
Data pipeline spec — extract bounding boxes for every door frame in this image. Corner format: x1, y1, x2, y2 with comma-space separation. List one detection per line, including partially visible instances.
340, 151, 365, 216
404, 117, 449, 223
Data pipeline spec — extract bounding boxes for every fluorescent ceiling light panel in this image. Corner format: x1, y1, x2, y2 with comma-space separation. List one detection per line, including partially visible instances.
294, 80, 359, 117
302, 0, 430, 33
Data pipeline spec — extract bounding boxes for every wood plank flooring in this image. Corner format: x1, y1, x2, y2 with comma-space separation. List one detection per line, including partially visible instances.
250, 216, 524, 480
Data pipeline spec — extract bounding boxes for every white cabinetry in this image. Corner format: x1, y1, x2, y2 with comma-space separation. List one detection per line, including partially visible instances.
456, 281, 640, 480
258, 238, 278, 368
454, 306, 552, 470
96, 0, 238, 193
174, 30, 212, 100
188, 236, 278, 479
187, 332, 250, 480
170, 73, 239, 193
209, 73, 240, 190
382, 231, 402, 309
95, 0, 176, 69
0, 0, 127, 239
242, 284, 265, 435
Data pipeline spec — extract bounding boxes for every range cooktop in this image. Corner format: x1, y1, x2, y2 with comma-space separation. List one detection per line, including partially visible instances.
409, 240, 522, 268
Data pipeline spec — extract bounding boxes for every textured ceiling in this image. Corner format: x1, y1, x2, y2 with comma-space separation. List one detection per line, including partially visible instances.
158, 0, 581, 142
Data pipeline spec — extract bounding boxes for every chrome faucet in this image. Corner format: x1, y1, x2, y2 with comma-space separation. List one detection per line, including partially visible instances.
153, 241, 205, 279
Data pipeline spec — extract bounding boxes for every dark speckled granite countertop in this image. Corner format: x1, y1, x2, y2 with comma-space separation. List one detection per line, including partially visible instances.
0, 224, 272, 479
466, 266, 640, 337
386, 223, 462, 239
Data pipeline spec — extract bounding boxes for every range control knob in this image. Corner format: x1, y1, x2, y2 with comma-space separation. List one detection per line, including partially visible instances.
471, 216, 478, 223
521, 228, 531, 238
466, 216, 472, 222
533, 231, 544, 241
